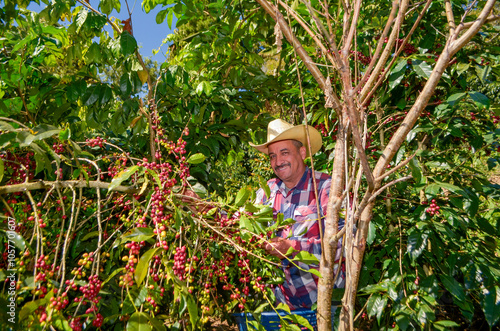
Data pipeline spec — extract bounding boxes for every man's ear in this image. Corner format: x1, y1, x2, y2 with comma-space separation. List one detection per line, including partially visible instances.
300, 146, 307, 159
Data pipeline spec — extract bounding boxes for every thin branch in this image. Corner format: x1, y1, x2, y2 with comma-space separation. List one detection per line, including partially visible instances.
450, 0, 497, 53
0, 117, 30, 130
367, 176, 413, 203
357, 0, 400, 98
255, 0, 342, 111
462, 13, 500, 28
342, 0, 362, 53
277, 0, 339, 69
374, 152, 417, 182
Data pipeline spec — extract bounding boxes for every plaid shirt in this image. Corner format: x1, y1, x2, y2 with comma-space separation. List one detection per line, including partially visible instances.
255, 167, 345, 310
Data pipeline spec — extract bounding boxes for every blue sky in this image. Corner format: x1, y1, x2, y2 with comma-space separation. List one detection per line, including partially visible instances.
27, 1, 177, 64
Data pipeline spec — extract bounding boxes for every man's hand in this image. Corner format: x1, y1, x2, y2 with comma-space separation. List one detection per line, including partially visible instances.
264, 237, 294, 258
178, 189, 211, 213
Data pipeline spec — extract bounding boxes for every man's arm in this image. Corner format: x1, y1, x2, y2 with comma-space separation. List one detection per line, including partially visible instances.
264, 237, 296, 258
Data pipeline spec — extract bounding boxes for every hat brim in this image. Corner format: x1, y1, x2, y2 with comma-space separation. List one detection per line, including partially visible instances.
249, 125, 323, 157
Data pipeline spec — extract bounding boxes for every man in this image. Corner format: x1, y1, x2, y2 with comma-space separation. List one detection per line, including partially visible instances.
249, 118, 345, 310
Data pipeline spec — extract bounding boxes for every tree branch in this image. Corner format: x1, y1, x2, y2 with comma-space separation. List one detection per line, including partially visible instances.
367, 176, 413, 203
450, 0, 497, 54
277, 0, 339, 69
444, 0, 456, 35
256, 0, 343, 111
0, 180, 139, 195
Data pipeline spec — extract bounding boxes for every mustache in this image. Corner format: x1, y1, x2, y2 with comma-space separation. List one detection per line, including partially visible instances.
274, 163, 291, 171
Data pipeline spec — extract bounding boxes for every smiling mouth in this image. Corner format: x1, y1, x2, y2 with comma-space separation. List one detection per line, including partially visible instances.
275, 163, 290, 171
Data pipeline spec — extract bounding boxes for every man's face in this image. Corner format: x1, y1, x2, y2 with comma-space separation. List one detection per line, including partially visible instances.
268, 140, 307, 188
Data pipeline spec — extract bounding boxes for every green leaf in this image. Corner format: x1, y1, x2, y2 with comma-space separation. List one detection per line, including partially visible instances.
102, 267, 125, 286
475, 65, 492, 84
187, 295, 198, 329
186, 153, 205, 164
469, 91, 490, 109
76, 9, 88, 33
0, 230, 26, 251
19, 290, 54, 321
52, 315, 72, 331
135, 247, 162, 286
481, 286, 500, 327
409, 158, 422, 185
258, 176, 271, 199
366, 294, 388, 324
412, 60, 433, 79
440, 274, 466, 302
59, 128, 71, 141
434, 320, 460, 327
27, 124, 60, 145
148, 316, 167, 331
109, 165, 139, 191
407, 230, 428, 262
127, 312, 152, 331
167, 10, 174, 30
447, 93, 467, 107
145, 168, 162, 187
120, 31, 138, 57
283, 314, 314, 330
121, 227, 154, 243
0, 131, 16, 149
120, 74, 133, 95
291, 251, 319, 264
156, 9, 168, 24
366, 221, 376, 245
134, 286, 148, 306
235, 186, 251, 207
81, 231, 99, 241
388, 59, 407, 90
239, 214, 254, 232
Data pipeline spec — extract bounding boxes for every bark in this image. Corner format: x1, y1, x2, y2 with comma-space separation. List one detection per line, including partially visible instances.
317, 115, 348, 330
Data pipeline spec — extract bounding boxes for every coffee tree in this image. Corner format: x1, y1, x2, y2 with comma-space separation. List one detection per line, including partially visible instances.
0, 1, 299, 330
148, 0, 500, 329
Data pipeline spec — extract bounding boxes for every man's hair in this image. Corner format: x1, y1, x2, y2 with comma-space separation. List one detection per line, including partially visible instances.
291, 140, 303, 150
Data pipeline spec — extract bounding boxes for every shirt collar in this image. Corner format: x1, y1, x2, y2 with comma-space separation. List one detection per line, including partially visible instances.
275, 167, 310, 196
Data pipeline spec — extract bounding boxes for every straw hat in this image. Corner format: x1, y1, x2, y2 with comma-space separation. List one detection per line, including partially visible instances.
249, 119, 323, 156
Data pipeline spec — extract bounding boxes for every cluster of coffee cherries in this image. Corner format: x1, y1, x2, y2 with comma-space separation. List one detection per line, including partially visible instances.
0, 151, 35, 185
34, 255, 51, 283
78, 252, 94, 270
69, 317, 83, 331
349, 50, 371, 65
173, 245, 188, 280
85, 136, 106, 148
491, 114, 499, 124
119, 241, 145, 287
49, 293, 69, 311
424, 199, 440, 216
139, 160, 176, 192
79, 274, 102, 303
314, 123, 328, 137
52, 141, 65, 154
92, 313, 104, 327
394, 38, 418, 56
